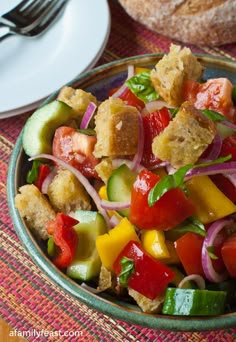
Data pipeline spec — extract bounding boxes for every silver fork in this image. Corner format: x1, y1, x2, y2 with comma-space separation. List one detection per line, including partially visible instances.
0, 0, 67, 42
0, 0, 54, 28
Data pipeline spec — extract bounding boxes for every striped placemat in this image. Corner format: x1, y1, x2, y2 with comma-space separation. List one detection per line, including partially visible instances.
1, 0, 236, 340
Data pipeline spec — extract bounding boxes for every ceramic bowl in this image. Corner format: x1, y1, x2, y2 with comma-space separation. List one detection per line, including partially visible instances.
7, 54, 236, 331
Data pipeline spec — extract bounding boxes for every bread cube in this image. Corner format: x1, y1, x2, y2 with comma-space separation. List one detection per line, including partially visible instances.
152, 101, 216, 168
93, 97, 139, 158
128, 288, 165, 314
47, 168, 91, 213
150, 44, 204, 106
57, 86, 98, 120
15, 184, 56, 240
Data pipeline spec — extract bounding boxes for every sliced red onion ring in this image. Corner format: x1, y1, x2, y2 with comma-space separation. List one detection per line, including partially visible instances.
29, 154, 111, 228
178, 274, 206, 290
100, 199, 130, 210
109, 214, 121, 227
201, 218, 232, 282
220, 120, 236, 131
111, 158, 145, 172
127, 64, 135, 79
199, 133, 222, 163
111, 65, 134, 98
41, 166, 58, 194
224, 173, 236, 187
145, 100, 173, 113
130, 111, 144, 171
185, 161, 236, 181
80, 102, 97, 129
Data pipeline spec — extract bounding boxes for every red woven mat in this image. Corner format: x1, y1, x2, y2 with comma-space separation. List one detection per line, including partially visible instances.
1, 1, 236, 341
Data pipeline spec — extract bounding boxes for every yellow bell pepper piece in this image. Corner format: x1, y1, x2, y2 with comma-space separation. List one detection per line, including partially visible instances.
98, 185, 107, 200
186, 175, 236, 224
96, 217, 140, 271
135, 67, 150, 74
141, 230, 170, 259
161, 241, 180, 265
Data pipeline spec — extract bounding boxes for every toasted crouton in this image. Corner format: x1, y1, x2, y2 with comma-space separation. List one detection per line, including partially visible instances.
97, 265, 112, 291
57, 86, 98, 121
150, 44, 204, 106
15, 184, 56, 240
95, 157, 114, 183
47, 168, 91, 213
128, 288, 165, 314
152, 101, 216, 168
93, 97, 139, 158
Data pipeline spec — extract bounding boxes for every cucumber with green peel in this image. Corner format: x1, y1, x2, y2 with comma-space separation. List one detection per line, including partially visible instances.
107, 164, 137, 217
66, 210, 107, 281
162, 288, 226, 316
22, 100, 72, 156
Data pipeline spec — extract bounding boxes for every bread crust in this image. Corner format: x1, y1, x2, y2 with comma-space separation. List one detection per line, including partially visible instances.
118, 0, 236, 46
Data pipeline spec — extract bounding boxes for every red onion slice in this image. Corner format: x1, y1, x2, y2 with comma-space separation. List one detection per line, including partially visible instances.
127, 64, 135, 79
199, 133, 222, 163
178, 274, 206, 290
109, 214, 121, 227
41, 166, 58, 194
201, 218, 232, 282
185, 161, 236, 181
111, 65, 134, 99
100, 199, 130, 210
111, 158, 145, 172
80, 102, 97, 129
224, 173, 236, 187
29, 154, 111, 228
220, 120, 236, 131
145, 100, 173, 113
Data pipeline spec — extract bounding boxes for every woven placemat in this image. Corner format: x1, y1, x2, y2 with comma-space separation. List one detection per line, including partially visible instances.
1, 1, 236, 340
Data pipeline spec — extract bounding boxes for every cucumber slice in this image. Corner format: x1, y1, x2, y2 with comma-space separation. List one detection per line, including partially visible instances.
107, 164, 137, 217
162, 288, 226, 316
66, 210, 107, 281
22, 100, 72, 156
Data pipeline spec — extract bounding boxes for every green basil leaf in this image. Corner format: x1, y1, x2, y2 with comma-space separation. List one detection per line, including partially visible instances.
172, 216, 206, 237
232, 85, 236, 105
169, 107, 179, 117
148, 155, 232, 207
26, 160, 41, 183
206, 246, 219, 260
201, 109, 229, 122
118, 257, 135, 287
126, 71, 159, 103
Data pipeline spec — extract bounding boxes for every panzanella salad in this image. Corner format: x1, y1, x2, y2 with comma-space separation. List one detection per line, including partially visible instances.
15, 44, 236, 316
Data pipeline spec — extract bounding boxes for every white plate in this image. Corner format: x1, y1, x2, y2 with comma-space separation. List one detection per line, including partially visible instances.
0, 0, 110, 117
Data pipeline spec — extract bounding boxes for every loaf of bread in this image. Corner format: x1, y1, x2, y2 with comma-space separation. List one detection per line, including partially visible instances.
118, 0, 236, 46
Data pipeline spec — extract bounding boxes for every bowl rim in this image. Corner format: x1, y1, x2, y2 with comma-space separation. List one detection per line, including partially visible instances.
7, 53, 236, 331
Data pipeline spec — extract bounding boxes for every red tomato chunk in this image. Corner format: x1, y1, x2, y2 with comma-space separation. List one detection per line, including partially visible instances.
52, 126, 99, 178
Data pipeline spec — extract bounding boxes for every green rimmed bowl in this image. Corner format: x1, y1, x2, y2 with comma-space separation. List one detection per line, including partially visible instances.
7, 54, 236, 331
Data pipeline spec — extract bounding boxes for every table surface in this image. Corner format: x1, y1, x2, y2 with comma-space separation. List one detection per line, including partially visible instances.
1, 1, 236, 341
